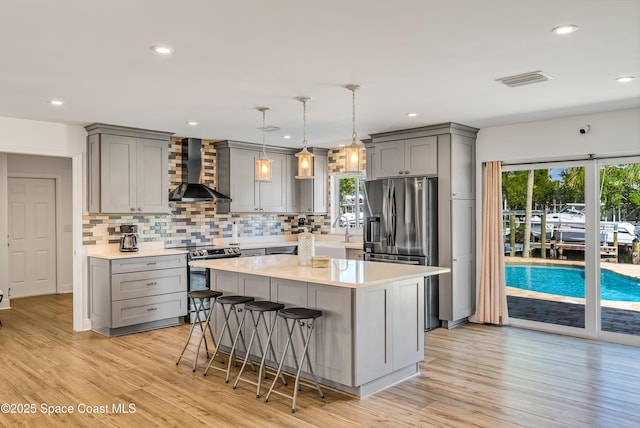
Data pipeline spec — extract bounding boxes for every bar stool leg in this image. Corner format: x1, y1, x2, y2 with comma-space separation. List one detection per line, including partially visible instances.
192, 296, 220, 371
264, 319, 294, 403
204, 304, 233, 376
292, 319, 324, 409
176, 296, 206, 368
225, 306, 256, 382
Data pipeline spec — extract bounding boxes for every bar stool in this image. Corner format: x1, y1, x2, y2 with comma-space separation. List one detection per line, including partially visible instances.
176, 289, 222, 372
232, 300, 287, 397
204, 295, 255, 381
264, 307, 324, 413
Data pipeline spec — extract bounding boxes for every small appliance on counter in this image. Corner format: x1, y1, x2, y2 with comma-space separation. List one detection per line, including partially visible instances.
119, 224, 139, 252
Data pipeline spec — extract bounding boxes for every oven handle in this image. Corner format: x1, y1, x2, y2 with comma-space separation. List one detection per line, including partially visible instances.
367, 256, 422, 265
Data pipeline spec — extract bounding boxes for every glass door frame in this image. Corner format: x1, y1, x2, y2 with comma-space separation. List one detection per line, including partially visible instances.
503, 159, 596, 339
596, 155, 640, 346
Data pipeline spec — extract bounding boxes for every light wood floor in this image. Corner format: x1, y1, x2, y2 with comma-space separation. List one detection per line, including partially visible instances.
1, 294, 639, 427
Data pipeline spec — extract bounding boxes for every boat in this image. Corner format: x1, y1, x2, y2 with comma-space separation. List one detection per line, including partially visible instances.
530, 203, 639, 244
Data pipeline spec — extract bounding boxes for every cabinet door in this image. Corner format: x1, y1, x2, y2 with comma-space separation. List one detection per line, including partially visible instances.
450, 198, 475, 321
297, 154, 328, 214
374, 140, 405, 178
308, 283, 353, 386
100, 134, 136, 213
450, 137, 475, 199
313, 154, 328, 214
229, 148, 260, 212
365, 147, 376, 180
272, 278, 308, 370
391, 278, 424, 369
354, 284, 392, 385
259, 152, 287, 212
87, 134, 101, 213
136, 138, 169, 213
405, 136, 437, 176
286, 154, 299, 212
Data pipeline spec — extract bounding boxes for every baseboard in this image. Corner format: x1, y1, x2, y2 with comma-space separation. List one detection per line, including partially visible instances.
60, 283, 73, 294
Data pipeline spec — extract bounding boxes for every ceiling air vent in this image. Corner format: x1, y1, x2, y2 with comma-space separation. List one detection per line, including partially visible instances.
496, 71, 554, 87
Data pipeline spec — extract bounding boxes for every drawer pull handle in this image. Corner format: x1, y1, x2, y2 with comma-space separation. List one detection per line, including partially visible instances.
146, 262, 157, 266
146, 282, 158, 286
147, 307, 158, 312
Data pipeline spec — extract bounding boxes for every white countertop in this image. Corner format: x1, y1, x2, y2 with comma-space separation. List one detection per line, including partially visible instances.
239, 238, 363, 251
190, 254, 449, 289
87, 247, 188, 260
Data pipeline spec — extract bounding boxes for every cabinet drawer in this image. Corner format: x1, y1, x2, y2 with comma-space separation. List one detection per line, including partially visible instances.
112, 267, 187, 301
111, 292, 186, 328
111, 254, 186, 274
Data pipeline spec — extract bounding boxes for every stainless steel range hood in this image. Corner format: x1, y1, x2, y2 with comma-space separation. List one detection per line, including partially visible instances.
169, 138, 232, 202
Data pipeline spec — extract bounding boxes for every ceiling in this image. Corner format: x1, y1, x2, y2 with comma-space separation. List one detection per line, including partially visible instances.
1, 0, 639, 148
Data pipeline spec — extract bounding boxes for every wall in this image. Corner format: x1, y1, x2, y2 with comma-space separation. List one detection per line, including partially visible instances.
81, 139, 362, 246
7, 154, 73, 293
0, 154, 7, 309
474, 107, 640, 320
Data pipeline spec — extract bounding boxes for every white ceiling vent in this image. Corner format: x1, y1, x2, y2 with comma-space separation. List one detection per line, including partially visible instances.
496, 71, 554, 87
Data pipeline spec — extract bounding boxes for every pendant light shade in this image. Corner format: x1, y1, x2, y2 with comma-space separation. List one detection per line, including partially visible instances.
295, 96, 314, 179
344, 84, 361, 173
255, 107, 273, 182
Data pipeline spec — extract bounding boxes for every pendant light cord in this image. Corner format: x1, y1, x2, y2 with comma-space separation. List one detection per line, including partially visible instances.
262, 108, 267, 157
351, 87, 357, 142
302, 98, 308, 149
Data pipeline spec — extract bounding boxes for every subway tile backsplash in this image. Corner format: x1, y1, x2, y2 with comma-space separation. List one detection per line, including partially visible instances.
82, 140, 356, 247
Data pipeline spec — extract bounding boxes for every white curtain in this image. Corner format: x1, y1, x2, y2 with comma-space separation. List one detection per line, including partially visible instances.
477, 161, 509, 325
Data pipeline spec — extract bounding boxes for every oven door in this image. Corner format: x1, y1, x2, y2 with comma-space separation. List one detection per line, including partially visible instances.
187, 264, 210, 323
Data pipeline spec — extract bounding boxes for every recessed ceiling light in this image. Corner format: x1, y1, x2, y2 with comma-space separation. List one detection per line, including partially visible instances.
338, 144, 346, 147
551, 25, 578, 35
283, 135, 291, 139
150, 45, 174, 55
616, 76, 635, 83
49, 100, 64, 106
186, 121, 199, 126
407, 113, 418, 117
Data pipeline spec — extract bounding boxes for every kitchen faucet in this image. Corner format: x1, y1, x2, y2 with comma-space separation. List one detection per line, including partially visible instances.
333, 215, 351, 243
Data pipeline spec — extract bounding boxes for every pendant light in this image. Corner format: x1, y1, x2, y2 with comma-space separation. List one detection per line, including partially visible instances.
344, 84, 361, 173
295, 96, 314, 179
255, 107, 273, 182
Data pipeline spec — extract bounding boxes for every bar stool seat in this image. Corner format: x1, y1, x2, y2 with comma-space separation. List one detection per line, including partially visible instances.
176, 289, 222, 372
204, 295, 255, 381
233, 300, 287, 397
264, 307, 324, 413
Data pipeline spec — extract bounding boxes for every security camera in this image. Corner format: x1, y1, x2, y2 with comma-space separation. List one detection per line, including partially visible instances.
579, 125, 591, 134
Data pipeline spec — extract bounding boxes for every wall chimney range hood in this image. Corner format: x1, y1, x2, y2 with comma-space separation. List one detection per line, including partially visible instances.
169, 138, 232, 202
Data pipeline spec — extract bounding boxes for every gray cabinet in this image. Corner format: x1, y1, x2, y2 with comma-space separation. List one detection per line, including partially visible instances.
373, 136, 437, 178
85, 123, 172, 214
298, 148, 329, 214
89, 253, 187, 336
215, 141, 297, 214
354, 278, 424, 385
369, 123, 478, 328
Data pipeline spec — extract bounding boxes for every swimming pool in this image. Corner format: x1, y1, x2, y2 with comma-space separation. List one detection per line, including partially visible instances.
505, 265, 640, 302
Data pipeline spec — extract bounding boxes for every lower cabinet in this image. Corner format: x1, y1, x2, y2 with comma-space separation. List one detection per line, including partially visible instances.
354, 278, 424, 385
89, 254, 188, 336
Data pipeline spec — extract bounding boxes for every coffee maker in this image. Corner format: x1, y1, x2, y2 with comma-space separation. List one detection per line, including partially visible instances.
119, 224, 139, 252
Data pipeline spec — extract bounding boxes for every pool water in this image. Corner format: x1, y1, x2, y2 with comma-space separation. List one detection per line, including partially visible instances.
505, 265, 640, 302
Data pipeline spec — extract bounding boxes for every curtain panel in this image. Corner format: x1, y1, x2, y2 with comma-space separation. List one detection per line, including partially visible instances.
477, 161, 509, 325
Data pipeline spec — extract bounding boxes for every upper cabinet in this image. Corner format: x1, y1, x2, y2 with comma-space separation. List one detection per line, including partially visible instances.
297, 148, 329, 214
215, 141, 298, 214
86, 123, 173, 214
372, 136, 437, 178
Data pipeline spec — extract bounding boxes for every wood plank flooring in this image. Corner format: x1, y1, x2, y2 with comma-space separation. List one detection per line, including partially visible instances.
1, 294, 639, 427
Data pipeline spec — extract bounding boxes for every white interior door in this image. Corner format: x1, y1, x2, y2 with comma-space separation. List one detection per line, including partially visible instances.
8, 177, 57, 298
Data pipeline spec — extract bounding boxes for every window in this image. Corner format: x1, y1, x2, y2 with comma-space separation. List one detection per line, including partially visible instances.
331, 173, 365, 233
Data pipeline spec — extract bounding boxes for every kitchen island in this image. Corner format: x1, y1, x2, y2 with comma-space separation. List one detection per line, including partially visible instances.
190, 254, 449, 397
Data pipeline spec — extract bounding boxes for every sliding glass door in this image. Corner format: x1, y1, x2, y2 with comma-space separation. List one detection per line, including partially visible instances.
502, 162, 587, 330
598, 158, 640, 338
503, 157, 640, 344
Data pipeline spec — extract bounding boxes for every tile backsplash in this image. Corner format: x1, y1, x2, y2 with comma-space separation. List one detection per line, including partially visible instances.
82, 139, 360, 247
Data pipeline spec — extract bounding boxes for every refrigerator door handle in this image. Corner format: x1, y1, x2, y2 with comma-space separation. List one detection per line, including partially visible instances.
369, 257, 421, 265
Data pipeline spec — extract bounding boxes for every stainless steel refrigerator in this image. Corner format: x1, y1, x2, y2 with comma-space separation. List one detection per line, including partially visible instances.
363, 177, 440, 330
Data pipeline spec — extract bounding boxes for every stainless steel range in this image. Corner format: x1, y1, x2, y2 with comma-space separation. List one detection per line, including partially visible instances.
178, 245, 241, 322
